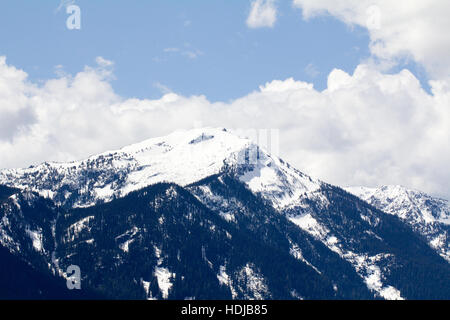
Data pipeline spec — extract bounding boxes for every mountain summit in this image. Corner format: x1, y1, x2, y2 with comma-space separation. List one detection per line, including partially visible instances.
0, 128, 321, 209
1, 128, 449, 300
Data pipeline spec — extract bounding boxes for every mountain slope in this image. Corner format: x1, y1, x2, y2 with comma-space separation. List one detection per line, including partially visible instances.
0, 185, 57, 272
346, 185, 450, 262
0, 186, 101, 299
54, 182, 372, 300
0, 244, 102, 300
1, 128, 449, 300
189, 174, 450, 300
25, 176, 450, 300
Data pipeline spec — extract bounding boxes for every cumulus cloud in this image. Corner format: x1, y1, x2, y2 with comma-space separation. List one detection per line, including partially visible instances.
0, 56, 449, 198
0, 57, 36, 141
247, 0, 277, 28
292, 0, 450, 80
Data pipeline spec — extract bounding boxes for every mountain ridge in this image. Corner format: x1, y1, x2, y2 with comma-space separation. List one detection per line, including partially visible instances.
346, 185, 450, 262
0, 127, 323, 210
0, 128, 449, 300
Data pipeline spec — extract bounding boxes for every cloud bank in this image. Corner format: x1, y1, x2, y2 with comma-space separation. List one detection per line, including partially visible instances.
0, 56, 449, 198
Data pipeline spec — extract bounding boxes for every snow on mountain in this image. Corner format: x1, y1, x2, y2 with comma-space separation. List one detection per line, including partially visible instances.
346, 185, 450, 262
346, 186, 450, 225
285, 191, 405, 300
1, 129, 449, 299
0, 128, 322, 209
237, 150, 321, 211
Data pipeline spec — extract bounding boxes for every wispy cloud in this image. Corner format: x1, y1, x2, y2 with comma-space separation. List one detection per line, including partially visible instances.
163, 48, 180, 53
247, 0, 277, 29
182, 50, 203, 60
95, 56, 114, 68
55, 0, 75, 13
304, 63, 320, 78
154, 82, 172, 94
161, 44, 203, 60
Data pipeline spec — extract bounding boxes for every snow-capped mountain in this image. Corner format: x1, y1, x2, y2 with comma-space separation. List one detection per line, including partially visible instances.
0, 128, 321, 210
346, 185, 450, 262
1, 128, 449, 300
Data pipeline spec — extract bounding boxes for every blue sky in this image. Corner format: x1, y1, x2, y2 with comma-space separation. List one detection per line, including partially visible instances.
0, 0, 376, 101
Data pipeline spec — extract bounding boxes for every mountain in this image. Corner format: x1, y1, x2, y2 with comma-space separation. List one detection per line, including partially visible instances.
0, 186, 101, 299
188, 174, 450, 300
346, 185, 450, 262
1, 128, 449, 300
54, 181, 373, 300
0, 128, 321, 210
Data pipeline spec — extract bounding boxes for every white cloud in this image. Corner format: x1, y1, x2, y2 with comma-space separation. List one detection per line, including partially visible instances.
304, 63, 320, 78
95, 56, 114, 68
162, 44, 203, 60
182, 50, 203, 60
247, 0, 277, 28
0, 57, 449, 199
163, 48, 180, 53
292, 0, 450, 80
154, 82, 172, 94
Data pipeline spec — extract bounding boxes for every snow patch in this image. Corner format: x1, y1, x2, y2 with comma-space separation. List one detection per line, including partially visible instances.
116, 226, 139, 253
154, 267, 174, 299
290, 211, 404, 300
219, 212, 236, 223
289, 213, 329, 239
26, 229, 43, 252
288, 240, 321, 274
234, 263, 271, 300
217, 265, 231, 287
68, 216, 94, 239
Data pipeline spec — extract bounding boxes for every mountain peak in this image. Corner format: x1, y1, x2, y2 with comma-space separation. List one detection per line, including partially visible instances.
0, 128, 321, 209
119, 127, 231, 153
